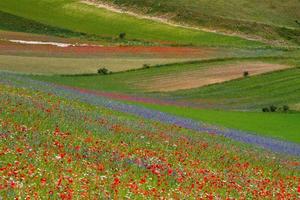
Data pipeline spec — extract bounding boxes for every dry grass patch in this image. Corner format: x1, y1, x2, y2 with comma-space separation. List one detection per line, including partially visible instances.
136, 62, 292, 92
0, 55, 201, 74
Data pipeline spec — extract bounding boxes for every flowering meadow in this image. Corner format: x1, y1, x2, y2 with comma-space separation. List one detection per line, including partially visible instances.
0, 76, 300, 199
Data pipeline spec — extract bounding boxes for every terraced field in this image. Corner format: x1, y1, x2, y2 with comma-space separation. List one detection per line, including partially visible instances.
135, 62, 291, 92
32, 56, 298, 92
0, 31, 223, 74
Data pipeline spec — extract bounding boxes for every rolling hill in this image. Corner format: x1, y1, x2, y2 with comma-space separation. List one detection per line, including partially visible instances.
96, 0, 300, 45
0, 0, 264, 47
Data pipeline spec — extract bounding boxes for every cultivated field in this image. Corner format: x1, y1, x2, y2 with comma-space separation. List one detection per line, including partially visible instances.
0, 55, 199, 74
135, 62, 292, 92
171, 67, 300, 109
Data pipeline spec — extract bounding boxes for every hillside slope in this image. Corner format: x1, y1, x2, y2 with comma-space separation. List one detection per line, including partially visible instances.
0, 0, 263, 47
96, 0, 300, 45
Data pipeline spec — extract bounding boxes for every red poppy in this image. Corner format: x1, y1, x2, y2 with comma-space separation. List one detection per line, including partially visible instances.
41, 178, 47, 186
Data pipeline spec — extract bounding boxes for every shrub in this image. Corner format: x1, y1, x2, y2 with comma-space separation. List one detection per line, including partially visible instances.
143, 64, 150, 69
262, 107, 270, 112
269, 105, 277, 112
283, 105, 290, 112
119, 32, 126, 39
243, 71, 249, 77
97, 68, 110, 75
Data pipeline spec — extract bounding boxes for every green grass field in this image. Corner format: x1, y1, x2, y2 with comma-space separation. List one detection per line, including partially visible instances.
100, 0, 300, 45
0, 0, 265, 47
132, 102, 300, 143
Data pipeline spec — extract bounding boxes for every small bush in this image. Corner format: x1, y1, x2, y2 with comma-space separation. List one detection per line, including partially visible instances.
143, 64, 150, 69
262, 107, 270, 112
269, 105, 277, 112
119, 32, 126, 39
283, 105, 290, 112
263, 105, 290, 113
243, 71, 249, 77
97, 68, 110, 75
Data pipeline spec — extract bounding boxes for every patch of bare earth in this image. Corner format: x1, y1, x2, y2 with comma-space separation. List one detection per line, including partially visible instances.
136, 62, 292, 92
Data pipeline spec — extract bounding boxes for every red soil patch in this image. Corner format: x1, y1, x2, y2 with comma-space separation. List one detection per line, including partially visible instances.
0, 40, 215, 58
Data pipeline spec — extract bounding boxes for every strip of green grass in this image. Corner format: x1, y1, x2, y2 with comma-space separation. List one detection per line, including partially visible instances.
131, 102, 300, 144
0, 0, 264, 47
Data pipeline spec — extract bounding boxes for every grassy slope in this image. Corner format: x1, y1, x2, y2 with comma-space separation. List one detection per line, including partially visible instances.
171, 67, 300, 109
0, 10, 85, 38
0, 0, 263, 47
0, 10, 156, 46
132, 102, 300, 144
100, 0, 300, 28
100, 0, 300, 45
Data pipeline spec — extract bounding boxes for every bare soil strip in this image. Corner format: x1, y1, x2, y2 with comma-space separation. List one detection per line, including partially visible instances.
136, 62, 292, 92
0, 39, 216, 58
